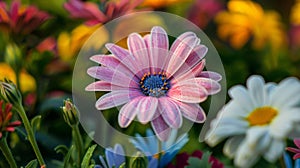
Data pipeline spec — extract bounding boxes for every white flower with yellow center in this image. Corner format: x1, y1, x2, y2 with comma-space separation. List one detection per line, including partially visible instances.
205, 75, 300, 167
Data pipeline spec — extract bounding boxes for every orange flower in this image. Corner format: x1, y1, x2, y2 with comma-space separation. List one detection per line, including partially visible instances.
0, 100, 21, 138
215, 0, 286, 50
141, 0, 185, 8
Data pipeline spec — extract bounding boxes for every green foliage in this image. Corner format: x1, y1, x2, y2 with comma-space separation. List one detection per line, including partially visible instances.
81, 144, 97, 168
24, 159, 38, 168
186, 152, 212, 168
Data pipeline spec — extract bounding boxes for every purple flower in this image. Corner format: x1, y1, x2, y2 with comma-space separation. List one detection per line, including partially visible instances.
287, 139, 300, 160
86, 26, 221, 141
64, 0, 144, 25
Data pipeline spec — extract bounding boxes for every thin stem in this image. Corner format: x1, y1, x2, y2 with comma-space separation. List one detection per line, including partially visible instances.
72, 125, 84, 166
0, 137, 18, 168
15, 70, 21, 92
14, 104, 45, 167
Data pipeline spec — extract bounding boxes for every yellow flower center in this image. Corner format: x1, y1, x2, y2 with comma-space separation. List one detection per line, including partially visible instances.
247, 106, 278, 126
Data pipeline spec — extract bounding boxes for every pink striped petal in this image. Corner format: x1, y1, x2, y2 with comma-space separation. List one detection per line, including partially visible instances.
128, 33, 150, 73
137, 97, 158, 124
85, 81, 125, 91
90, 54, 136, 78
151, 114, 172, 141
167, 32, 199, 76
96, 90, 142, 110
194, 77, 221, 95
149, 26, 169, 72
159, 97, 182, 128
105, 43, 139, 73
87, 66, 138, 87
174, 101, 206, 123
168, 81, 208, 103
173, 45, 207, 78
118, 97, 141, 127
174, 59, 206, 81
198, 71, 222, 82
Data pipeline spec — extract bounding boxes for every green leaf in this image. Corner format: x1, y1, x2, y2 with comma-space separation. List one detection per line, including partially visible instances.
55, 145, 69, 156
119, 162, 126, 168
64, 145, 75, 168
186, 152, 212, 168
81, 144, 97, 168
24, 159, 38, 168
31, 115, 42, 132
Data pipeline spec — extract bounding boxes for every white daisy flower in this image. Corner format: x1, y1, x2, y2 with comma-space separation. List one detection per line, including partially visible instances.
205, 75, 300, 167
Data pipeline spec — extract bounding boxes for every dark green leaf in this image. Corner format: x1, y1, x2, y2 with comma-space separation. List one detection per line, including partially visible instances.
64, 145, 74, 168
55, 145, 69, 156
186, 152, 212, 168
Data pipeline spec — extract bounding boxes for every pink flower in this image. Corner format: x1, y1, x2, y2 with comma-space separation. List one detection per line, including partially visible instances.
286, 139, 300, 160
86, 26, 221, 141
0, 0, 50, 34
64, 0, 144, 26
187, 0, 223, 29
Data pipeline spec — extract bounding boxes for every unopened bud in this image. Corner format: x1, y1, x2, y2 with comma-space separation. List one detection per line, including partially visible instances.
0, 79, 22, 106
62, 99, 79, 126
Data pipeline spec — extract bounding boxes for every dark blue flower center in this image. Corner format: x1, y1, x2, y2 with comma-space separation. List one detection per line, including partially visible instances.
140, 72, 170, 97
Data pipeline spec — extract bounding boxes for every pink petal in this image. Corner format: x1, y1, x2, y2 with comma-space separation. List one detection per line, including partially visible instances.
198, 71, 222, 82
128, 33, 150, 73
167, 32, 199, 76
294, 139, 300, 149
174, 101, 206, 123
151, 114, 171, 141
11, 1, 20, 25
87, 66, 138, 87
172, 45, 207, 78
118, 97, 141, 127
149, 26, 169, 72
294, 153, 300, 160
286, 147, 300, 154
194, 77, 221, 95
85, 81, 125, 91
5, 127, 15, 132
96, 90, 142, 110
168, 81, 208, 103
137, 97, 158, 124
90, 54, 136, 78
158, 97, 182, 128
174, 59, 206, 81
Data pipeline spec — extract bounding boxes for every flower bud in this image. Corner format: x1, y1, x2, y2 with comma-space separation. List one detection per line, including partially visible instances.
129, 152, 148, 168
5, 43, 22, 73
0, 79, 22, 106
62, 99, 79, 126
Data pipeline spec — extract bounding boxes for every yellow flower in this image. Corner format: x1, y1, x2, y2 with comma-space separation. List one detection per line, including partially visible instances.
57, 23, 104, 62
291, 0, 300, 25
215, 0, 286, 50
0, 63, 36, 93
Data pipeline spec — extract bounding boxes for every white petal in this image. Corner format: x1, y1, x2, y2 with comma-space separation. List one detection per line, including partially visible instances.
229, 85, 255, 112
247, 75, 266, 107
263, 139, 285, 162
223, 135, 244, 158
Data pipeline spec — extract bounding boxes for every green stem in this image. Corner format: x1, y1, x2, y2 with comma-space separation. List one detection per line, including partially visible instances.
0, 137, 18, 168
15, 70, 21, 92
72, 125, 84, 166
15, 104, 45, 167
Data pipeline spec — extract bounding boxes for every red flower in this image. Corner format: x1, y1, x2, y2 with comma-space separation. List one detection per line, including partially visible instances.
167, 150, 224, 168
0, 100, 21, 138
64, 0, 144, 25
0, 0, 50, 34
286, 139, 300, 160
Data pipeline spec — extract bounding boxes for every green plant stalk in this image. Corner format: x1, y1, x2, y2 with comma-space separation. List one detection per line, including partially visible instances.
0, 137, 18, 168
72, 125, 84, 166
14, 104, 45, 167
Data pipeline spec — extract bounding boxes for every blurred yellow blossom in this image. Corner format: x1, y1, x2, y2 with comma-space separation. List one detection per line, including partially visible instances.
0, 63, 36, 93
291, 0, 300, 25
57, 23, 102, 62
215, 0, 286, 50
